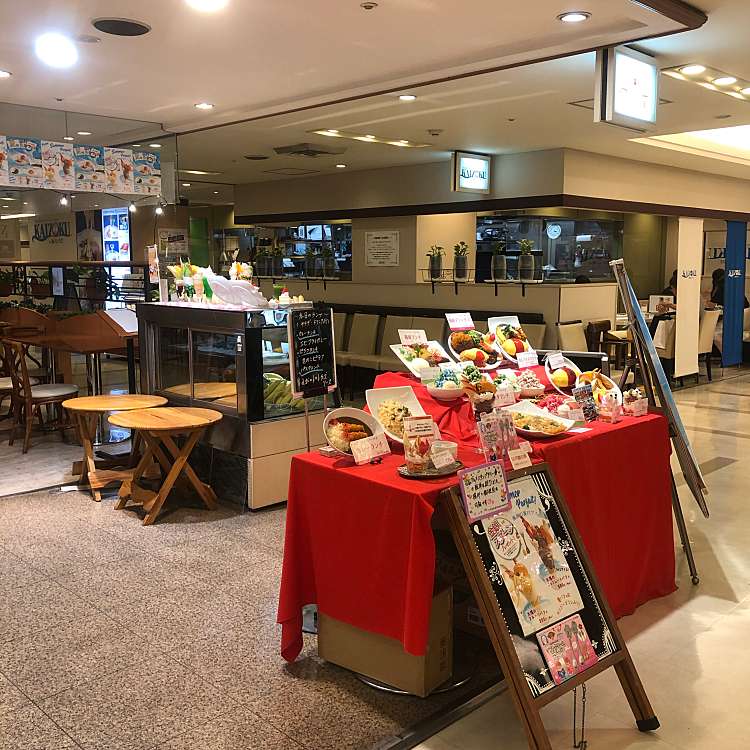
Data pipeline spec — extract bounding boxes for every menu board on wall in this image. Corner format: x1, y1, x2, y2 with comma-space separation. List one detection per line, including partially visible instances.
104, 147, 135, 193
8, 137, 43, 187
74, 144, 105, 192
365, 230, 400, 266
42, 140, 75, 191
0, 136, 8, 186
288, 307, 337, 399
133, 149, 162, 195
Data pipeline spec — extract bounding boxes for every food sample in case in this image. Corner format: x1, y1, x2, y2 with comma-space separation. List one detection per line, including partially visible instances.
325, 417, 373, 453
511, 412, 567, 436
390, 341, 452, 376
449, 329, 499, 369
495, 322, 530, 359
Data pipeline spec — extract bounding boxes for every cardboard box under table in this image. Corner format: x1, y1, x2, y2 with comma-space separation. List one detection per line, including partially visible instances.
318, 587, 453, 698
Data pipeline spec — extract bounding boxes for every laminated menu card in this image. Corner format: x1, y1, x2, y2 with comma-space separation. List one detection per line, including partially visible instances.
104, 147, 135, 193
42, 140, 75, 191
458, 461, 511, 522
133, 149, 162, 195
74, 144, 105, 192
536, 614, 598, 685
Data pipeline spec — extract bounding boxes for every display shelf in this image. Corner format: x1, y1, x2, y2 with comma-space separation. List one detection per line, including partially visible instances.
419, 268, 476, 295
482, 278, 544, 297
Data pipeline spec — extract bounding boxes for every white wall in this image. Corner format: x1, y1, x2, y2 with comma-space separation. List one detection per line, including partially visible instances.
27, 212, 77, 260
674, 217, 704, 378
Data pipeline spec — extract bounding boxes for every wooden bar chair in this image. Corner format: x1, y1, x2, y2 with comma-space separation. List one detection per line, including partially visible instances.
3, 341, 79, 454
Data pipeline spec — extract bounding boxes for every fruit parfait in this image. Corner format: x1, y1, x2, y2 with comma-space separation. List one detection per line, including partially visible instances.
544, 355, 582, 396
461, 364, 497, 418
448, 329, 499, 370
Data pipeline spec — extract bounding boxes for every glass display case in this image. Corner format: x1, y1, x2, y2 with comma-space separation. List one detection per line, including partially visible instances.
137, 302, 338, 508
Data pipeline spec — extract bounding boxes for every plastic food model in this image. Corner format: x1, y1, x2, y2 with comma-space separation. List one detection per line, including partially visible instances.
493, 370, 521, 392
536, 393, 568, 415
399, 343, 449, 368
516, 369, 543, 391
450, 330, 499, 367
550, 366, 578, 391
578, 369, 613, 405
461, 364, 496, 415
623, 387, 643, 403
495, 323, 530, 357
435, 369, 461, 390
325, 418, 372, 453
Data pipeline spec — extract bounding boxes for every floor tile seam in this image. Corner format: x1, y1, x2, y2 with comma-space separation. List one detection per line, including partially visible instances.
682, 424, 750, 440
0, 544, 68, 587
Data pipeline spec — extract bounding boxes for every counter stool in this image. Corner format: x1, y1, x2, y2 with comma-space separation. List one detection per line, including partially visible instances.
63, 394, 168, 502
109, 407, 222, 525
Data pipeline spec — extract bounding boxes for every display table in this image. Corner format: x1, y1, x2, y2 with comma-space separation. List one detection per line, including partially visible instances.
63, 394, 167, 502
279, 371, 676, 662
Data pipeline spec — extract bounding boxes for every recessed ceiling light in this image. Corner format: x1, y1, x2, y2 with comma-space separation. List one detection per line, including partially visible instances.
131, 143, 141, 147
713, 76, 737, 86
181, 169, 221, 175
34, 32, 79, 69
213, 190, 219, 194
335, 163, 347, 168
92, 18, 151, 36
398, 139, 409, 144
149, 143, 162, 148
194, 102, 214, 110
63, 136, 74, 141
23, 202, 28, 206
399, 94, 417, 102
182, 182, 191, 187
558, 11, 591, 23
680, 64, 706, 75
185, 0, 229, 11
1, 206, 8, 209
741, 88, 750, 96
364, 134, 375, 140
77, 131, 92, 136
360, 2, 378, 9
0, 70, 11, 79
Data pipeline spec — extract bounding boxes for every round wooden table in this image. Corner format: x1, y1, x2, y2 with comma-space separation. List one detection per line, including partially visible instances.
63, 394, 167, 502
108, 407, 222, 525
164, 382, 237, 401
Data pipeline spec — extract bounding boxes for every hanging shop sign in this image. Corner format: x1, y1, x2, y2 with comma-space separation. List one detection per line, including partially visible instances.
42, 140, 75, 191
594, 46, 659, 130
451, 151, 491, 194
74, 144, 106, 192
7, 136, 43, 188
30, 213, 76, 256
365, 230, 400, 266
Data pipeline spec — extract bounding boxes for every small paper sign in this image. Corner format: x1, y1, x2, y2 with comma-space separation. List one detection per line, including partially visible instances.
518, 440, 532, 453
350, 433, 391, 465
569, 427, 592, 433
508, 448, 532, 470
547, 351, 566, 370
494, 387, 516, 407
567, 406, 585, 422
419, 366, 441, 383
458, 461, 511, 522
404, 415, 437, 437
430, 445, 455, 469
516, 349, 539, 368
446, 312, 474, 331
627, 399, 649, 417
399, 329, 428, 345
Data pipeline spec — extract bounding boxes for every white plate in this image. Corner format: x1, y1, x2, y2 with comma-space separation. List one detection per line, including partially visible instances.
446, 329, 500, 371
322, 408, 383, 455
543, 355, 582, 397
389, 341, 454, 378
488, 315, 532, 365
426, 384, 464, 401
366, 386, 427, 444
502, 400, 575, 439
576, 371, 623, 405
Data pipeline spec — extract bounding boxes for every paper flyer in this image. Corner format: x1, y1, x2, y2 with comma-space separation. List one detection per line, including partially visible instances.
133, 150, 162, 195
481, 475, 583, 635
42, 140, 75, 191
7, 136, 43, 188
0, 136, 8, 186
104, 147, 135, 193
74, 144, 105, 192
536, 614, 598, 685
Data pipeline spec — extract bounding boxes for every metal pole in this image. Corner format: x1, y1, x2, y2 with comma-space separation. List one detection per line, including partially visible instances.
303, 397, 311, 453
671, 474, 700, 585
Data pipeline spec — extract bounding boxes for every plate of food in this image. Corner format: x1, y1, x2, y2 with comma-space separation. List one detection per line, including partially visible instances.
390, 341, 453, 377
515, 368, 546, 399
366, 386, 426, 444
492, 368, 521, 398
447, 329, 499, 370
323, 408, 383, 455
488, 315, 532, 364
504, 401, 574, 439
543, 355, 582, 396
426, 368, 464, 400
576, 369, 622, 405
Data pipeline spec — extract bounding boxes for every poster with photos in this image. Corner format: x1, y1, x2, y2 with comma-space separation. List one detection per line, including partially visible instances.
74, 144, 105, 192
42, 140, 75, 191
0, 136, 8, 186
133, 150, 161, 195
8, 136, 43, 188
104, 147, 135, 193
536, 614, 598, 685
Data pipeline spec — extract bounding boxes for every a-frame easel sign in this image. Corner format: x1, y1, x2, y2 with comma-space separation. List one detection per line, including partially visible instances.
442, 462, 659, 750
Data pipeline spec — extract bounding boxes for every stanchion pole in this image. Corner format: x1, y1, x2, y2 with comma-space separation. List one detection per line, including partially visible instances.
304, 398, 311, 453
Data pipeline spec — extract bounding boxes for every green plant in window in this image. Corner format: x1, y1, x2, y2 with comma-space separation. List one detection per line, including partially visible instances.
518, 239, 534, 255
426, 244, 444, 258
453, 241, 469, 257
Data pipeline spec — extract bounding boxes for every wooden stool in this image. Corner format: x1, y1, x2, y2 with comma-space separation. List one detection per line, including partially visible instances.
108, 407, 222, 525
63, 394, 167, 502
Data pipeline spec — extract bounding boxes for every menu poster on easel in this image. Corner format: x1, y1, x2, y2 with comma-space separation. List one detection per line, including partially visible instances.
288, 308, 337, 399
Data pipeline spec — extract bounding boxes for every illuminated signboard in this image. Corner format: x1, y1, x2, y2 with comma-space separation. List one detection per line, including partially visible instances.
452, 151, 491, 194
595, 46, 659, 130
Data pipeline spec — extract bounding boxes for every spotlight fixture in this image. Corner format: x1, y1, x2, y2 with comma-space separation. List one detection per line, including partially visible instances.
35, 32, 79, 68
59, 195, 68, 206
77, 131, 92, 136
360, 2, 378, 9
148, 143, 162, 148
0, 70, 11, 79
155, 205, 164, 215
180, 169, 221, 175
129, 202, 137, 213
182, 182, 192, 187
63, 136, 74, 141
398, 94, 417, 102
131, 143, 141, 147
194, 102, 215, 110
713, 76, 737, 86
335, 163, 347, 168
185, 0, 229, 11
213, 190, 219, 194
558, 11, 591, 23
680, 64, 706, 75
1, 205, 7, 209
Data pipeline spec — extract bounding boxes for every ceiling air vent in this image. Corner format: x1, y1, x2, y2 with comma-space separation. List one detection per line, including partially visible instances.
273, 142, 346, 158
92, 18, 151, 36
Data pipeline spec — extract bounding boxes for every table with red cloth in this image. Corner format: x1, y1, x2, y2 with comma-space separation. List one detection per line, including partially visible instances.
279, 370, 676, 662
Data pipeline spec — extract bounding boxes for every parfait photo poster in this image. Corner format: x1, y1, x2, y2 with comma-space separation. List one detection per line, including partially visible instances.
481, 475, 583, 636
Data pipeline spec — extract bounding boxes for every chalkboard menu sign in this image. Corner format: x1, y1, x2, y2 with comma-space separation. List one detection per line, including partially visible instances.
288, 307, 337, 399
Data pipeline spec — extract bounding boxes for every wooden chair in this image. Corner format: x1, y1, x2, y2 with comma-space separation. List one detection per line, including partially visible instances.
3, 340, 79, 453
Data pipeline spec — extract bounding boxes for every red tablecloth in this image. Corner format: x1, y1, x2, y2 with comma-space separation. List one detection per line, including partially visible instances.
278, 371, 675, 662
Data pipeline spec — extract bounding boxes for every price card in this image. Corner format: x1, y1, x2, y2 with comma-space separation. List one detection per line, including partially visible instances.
350, 433, 391, 465
516, 349, 539, 368
404, 415, 438, 437
518, 440, 533, 453
430, 445, 455, 470
630, 399, 649, 417
399, 329, 428, 345
508, 448, 532, 470
445, 312, 474, 331
547, 351, 566, 370
458, 462, 511, 522
419, 366, 441, 383
494, 386, 516, 407
566, 406, 586, 422
569, 427, 592, 434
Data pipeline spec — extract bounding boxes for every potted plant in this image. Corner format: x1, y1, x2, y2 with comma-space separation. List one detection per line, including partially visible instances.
304, 246, 318, 277
84, 267, 119, 302
320, 243, 336, 278
254, 246, 269, 277
270, 242, 285, 277
427, 245, 444, 280
0, 269, 14, 297
453, 241, 469, 281
518, 238, 535, 281
491, 241, 507, 281
29, 271, 50, 299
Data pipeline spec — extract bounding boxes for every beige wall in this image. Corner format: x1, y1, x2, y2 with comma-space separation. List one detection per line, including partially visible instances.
27, 212, 76, 261
559, 284, 619, 334
415, 213, 477, 283
674, 217, 704, 378
622, 213, 666, 299
351, 215, 417, 284
0, 219, 21, 260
